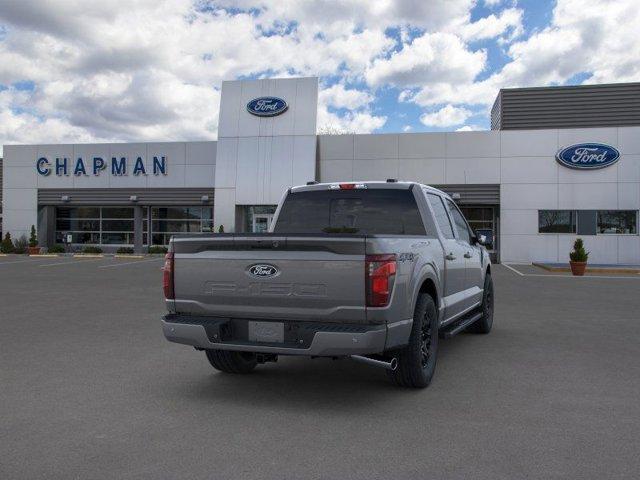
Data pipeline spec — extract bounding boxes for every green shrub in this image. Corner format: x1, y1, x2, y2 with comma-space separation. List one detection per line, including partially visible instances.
218, 225, 225, 233
48, 244, 66, 254
116, 247, 135, 254
1, 233, 14, 253
29, 225, 38, 247
569, 238, 589, 262
148, 245, 168, 254
13, 235, 28, 254
82, 246, 103, 254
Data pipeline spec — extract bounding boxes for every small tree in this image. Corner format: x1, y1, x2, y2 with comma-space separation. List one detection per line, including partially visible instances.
569, 238, 589, 262
13, 235, 28, 254
218, 225, 225, 233
1, 232, 14, 253
29, 225, 38, 247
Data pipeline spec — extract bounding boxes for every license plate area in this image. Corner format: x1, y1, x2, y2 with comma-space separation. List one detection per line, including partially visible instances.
248, 321, 285, 343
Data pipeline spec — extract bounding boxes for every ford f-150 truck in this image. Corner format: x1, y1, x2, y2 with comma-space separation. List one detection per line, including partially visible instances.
162, 181, 493, 388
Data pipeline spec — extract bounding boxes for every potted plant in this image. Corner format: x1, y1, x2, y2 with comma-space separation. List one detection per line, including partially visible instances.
569, 238, 589, 276
28, 225, 40, 255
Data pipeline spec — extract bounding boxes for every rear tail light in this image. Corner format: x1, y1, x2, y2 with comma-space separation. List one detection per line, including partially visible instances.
163, 252, 174, 300
365, 254, 396, 307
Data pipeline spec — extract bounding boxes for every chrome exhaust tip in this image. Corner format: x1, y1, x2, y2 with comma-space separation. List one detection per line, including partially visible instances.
350, 355, 398, 371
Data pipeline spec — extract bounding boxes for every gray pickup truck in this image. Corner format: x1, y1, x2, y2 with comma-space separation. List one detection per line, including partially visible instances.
162, 181, 493, 388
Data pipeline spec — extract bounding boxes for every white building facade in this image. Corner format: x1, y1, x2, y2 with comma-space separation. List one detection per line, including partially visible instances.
2, 77, 639, 264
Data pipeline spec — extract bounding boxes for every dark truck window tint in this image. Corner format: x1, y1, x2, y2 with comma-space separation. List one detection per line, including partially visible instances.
274, 189, 426, 235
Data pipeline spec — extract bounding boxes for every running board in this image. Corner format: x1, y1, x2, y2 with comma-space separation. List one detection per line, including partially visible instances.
440, 311, 483, 338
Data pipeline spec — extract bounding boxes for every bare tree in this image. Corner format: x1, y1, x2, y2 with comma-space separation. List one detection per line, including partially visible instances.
317, 124, 355, 135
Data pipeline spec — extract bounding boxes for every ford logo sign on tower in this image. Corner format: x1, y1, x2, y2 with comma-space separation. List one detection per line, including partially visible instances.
556, 143, 620, 170
247, 97, 288, 117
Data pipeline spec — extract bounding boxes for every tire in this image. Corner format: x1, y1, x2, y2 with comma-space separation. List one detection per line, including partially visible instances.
468, 273, 494, 334
388, 293, 439, 388
205, 349, 258, 374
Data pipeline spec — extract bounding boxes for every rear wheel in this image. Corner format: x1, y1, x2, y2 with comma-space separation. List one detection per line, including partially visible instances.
468, 273, 494, 334
388, 293, 439, 388
205, 349, 258, 374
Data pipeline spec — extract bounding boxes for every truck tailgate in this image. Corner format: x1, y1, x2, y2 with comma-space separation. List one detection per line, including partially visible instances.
172, 235, 366, 323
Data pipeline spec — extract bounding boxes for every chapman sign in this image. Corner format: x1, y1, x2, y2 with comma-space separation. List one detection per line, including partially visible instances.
36, 156, 167, 177
556, 143, 620, 170
246, 97, 288, 117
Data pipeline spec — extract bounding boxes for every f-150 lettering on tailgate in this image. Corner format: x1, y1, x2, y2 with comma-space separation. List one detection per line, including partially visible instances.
203, 282, 328, 298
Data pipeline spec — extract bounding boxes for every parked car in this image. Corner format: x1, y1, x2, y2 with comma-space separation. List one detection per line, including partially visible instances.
161, 180, 493, 388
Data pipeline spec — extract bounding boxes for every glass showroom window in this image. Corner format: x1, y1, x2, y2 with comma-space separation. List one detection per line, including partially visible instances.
150, 206, 214, 245
55, 207, 134, 244
597, 211, 638, 234
101, 207, 135, 244
538, 210, 577, 233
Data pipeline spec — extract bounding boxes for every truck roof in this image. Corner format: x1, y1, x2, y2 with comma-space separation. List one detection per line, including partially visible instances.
290, 180, 449, 198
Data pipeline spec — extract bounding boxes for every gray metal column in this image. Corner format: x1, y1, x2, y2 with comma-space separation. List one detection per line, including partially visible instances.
133, 206, 144, 253
37, 206, 56, 248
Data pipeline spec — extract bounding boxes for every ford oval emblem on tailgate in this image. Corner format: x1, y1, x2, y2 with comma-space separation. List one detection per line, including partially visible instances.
248, 264, 280, 278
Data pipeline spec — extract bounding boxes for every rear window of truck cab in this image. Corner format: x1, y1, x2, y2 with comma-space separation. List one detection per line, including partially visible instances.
273, 189, 426, 235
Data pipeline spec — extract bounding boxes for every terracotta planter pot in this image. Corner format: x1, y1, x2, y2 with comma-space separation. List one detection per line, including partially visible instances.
569, 261, 587, 276
27, 246, 41, 255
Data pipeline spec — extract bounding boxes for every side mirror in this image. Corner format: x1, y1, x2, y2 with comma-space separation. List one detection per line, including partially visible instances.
474, 233, 487, 246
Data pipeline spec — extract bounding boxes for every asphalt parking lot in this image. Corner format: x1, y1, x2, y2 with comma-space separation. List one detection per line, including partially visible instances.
1, 257, 639, 479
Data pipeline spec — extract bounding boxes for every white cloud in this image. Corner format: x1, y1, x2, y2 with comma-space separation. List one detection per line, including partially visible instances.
456, 124, 483, 131
405, 0, 640, 109
420, 105, 472, 127
319, 84, 373, 110
458, 7, 523, 42
402, 125, 412, 132
366, 32, 486, 87
317, 82, 384, 133
317, 107, 387, 134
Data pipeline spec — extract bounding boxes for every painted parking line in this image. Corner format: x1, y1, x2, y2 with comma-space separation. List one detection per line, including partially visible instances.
503, 263, 640, 280
0, 257, 58, 266
98, 258, 163, 269
39, 257, 107, 267
502, 263, 524, 276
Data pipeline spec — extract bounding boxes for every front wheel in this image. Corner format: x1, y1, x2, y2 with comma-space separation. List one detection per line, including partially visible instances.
205, 349, 258, 374
388, 293, 439, 388
468, 273, 494, 334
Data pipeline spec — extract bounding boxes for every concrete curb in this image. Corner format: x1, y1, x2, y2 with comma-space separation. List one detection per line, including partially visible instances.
73, 254, 105, 258
114, 254, 145, 259
533, 262, 640, 275
29, 254, 60, 258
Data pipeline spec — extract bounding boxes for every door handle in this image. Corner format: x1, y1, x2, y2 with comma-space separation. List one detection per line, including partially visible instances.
464, 252, 472, 259
445, 253, 456, 261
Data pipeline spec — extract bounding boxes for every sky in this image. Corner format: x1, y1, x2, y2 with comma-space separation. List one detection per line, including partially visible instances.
0, 0, 639, 154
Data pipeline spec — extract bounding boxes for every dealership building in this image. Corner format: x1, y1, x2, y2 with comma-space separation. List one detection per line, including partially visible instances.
1, 78, 639, 264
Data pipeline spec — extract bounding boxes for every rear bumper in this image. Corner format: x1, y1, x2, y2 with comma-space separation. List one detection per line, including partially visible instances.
161, 314, 411, 356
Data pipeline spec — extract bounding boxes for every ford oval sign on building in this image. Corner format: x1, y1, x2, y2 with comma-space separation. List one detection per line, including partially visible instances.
246, 97, 288, 117
556, 143, 620, 170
